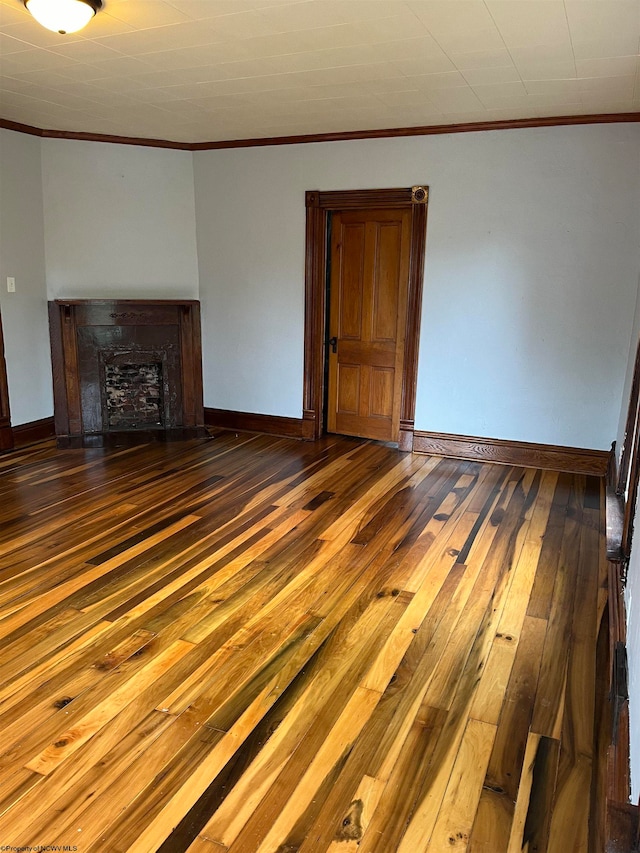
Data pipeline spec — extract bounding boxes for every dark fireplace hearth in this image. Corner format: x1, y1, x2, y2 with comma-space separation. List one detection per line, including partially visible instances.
49, 299, 205, 447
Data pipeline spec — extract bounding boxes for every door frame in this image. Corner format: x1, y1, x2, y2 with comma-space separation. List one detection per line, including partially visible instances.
303, 186, 429, 450
0, 307, 13, 451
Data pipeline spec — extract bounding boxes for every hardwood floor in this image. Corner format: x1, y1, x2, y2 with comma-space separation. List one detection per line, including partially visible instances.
0, 430, 606, 852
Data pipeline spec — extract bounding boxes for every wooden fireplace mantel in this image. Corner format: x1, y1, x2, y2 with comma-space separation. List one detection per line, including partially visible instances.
49, 299, 204, 445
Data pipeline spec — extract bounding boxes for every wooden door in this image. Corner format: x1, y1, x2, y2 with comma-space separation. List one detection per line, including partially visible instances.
0, 307, 13, 451
327, 208, 411, 442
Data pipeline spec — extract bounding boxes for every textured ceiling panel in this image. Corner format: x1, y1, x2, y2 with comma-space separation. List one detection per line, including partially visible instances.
0, 0, 638, 143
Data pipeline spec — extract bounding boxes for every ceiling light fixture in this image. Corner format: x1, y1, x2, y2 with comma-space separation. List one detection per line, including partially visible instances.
24, 0, 103, 35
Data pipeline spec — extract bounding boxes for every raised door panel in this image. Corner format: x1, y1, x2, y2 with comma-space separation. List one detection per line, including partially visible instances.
336, 364, 360, 416
369, 367, 395, 419
372, 222, 402, 343
338, 223, 366, 341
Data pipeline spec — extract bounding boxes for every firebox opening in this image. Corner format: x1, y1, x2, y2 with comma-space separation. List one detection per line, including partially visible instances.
105, 362, 164, 431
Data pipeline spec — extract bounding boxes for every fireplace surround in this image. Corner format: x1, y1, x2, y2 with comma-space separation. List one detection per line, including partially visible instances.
49, 299, 205, 447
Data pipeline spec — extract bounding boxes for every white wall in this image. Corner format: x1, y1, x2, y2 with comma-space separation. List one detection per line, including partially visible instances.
0, 129, 52, 426
41, 139, 199, 299
194, 123, 640, 447
2, 123, 639, 446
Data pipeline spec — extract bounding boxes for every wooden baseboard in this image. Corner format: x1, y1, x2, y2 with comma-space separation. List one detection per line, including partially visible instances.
204, 407, 306, 440
412, 430, 608, 476
12, 416, 55, 447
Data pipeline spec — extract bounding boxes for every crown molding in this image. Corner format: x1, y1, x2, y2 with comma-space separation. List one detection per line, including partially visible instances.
189, 112, 640, 150
1, 112, 639, 152
0, 119, 190, 149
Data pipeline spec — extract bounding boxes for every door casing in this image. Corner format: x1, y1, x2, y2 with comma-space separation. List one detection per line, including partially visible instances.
0, 307, 13, 451
303, 187, 429, 450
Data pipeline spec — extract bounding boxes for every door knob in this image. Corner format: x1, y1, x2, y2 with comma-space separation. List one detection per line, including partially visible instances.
328, 336, 338, 353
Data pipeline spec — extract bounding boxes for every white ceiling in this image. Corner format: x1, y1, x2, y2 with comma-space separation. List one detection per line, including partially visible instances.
0, 0, 639, 145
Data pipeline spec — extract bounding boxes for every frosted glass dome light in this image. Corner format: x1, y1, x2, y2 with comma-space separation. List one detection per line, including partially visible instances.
24, 0, 102, 35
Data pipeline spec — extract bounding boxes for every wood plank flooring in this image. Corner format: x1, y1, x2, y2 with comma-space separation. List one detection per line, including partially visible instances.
0, 430, 606, 852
